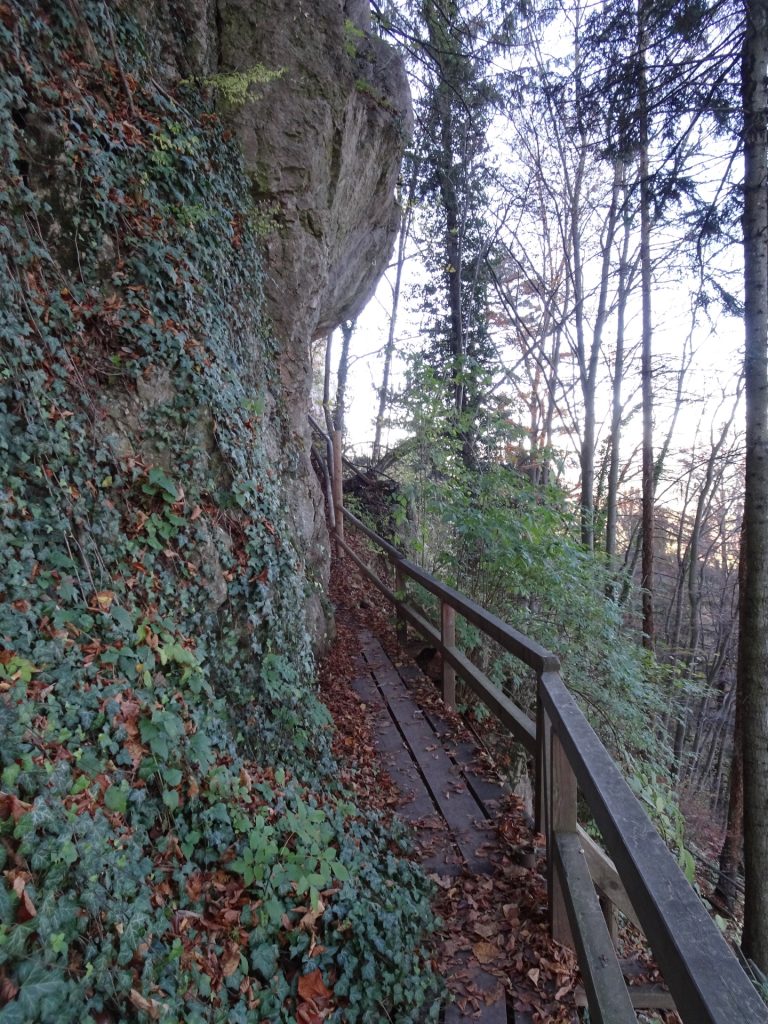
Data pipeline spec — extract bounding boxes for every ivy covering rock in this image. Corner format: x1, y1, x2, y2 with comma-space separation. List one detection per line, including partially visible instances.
0, 2, 437, 1020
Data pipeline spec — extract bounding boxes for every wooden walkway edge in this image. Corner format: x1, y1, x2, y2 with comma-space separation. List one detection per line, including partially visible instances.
352, 630, 512, 1024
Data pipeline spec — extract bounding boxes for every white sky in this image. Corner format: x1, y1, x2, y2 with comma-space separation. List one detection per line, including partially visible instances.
322, 0, 747, 500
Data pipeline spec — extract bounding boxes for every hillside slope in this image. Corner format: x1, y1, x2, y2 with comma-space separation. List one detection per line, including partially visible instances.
0, 2, 434, 1021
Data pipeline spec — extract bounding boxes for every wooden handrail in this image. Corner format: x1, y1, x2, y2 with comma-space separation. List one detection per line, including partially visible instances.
345, 509, 559, 674
320, 451, 767, 1024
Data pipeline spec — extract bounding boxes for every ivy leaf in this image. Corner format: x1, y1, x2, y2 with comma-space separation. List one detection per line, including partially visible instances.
162, 789, 179, 811
250, 942, 277, 980
331, 860, 350, 882
147, 467, 179, 501
111, 605, 133, 632
104, 786, 127, 814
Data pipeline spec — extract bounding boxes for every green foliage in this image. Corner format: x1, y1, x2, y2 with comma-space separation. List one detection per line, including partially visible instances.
398, 361, 668, 770
397, 362, 702, 866
0, 1, 437, 1020
344, 18, 366, 58
201, 65, 285, 108
629, 767, 696, 882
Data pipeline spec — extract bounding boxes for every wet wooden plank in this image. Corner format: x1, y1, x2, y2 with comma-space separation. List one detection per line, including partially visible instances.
350, 672, 461, 877
553, 832, 636, 1024
361, 638, 491, 873
414, 699, 506, 819
575, 984, 676, 1011
442, 947, 507, 1024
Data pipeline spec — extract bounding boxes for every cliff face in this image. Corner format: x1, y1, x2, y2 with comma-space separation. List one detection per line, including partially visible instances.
0, 4, 432, 1021
220, 0, 411, 641
132, 0, 412, 644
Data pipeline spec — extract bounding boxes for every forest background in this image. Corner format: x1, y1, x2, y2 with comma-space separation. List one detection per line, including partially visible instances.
316, 0, 768, 978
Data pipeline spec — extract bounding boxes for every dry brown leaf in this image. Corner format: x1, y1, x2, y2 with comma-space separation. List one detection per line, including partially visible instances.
297, 968, 331, 1006
472, 921, 498, 939
0, 793, 32, 822
221, 943, 241, 978
296, 1005, 324, 1024
128, 989, 166, 1020
0, 974, 19, 1003
472, 941, 499, 966
299, 898, 326, 932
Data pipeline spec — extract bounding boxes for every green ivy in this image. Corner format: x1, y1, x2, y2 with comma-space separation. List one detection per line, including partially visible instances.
0, 1, 438, 1021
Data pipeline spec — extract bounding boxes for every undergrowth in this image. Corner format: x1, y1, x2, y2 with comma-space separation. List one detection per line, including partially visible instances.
0, 2, 437, 1021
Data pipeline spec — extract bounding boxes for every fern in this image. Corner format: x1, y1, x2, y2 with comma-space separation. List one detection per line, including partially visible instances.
204, 64, 285, 107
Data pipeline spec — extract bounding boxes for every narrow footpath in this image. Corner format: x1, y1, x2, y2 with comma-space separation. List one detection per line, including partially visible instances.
319, 540, 581, 1023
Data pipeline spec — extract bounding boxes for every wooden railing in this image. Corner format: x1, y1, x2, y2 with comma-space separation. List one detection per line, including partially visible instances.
312, 435, 767, 1023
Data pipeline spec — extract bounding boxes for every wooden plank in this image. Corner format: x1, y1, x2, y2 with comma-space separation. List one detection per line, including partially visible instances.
447, 741, 505, 818
441, 602, 457, 707
441, 946, 507, 1024
350, 672, 461, 877
550, 732, 577, 947
395, 563, 407, 644
539, 670, 768, 1024
577, 827, 642, 932
600, 892, 619, 946
350, 675, 435, 819
443, 956, 507, 1024
575, 984, 676, 1012
398, 684, 507, 820
361, 639, 491, 874
534, 696, 544, 834
422, 717, 505, 819
553, 833, 637, 1024
551, 732, 577, 833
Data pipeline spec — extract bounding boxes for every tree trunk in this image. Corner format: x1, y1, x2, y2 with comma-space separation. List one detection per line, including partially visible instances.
638, 0, 655, 650
373, 164, 417, 463
716, 531, 745, 912
739, 0, 768, 971
323, 332, 334, 436
605, 161, 630, 570
333, 320, 354, 434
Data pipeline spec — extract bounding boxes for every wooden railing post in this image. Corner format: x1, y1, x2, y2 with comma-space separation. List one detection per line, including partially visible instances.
550, 728, 577, 947
331, 429, 344, 548
535, 685, 547, 835
600, 893, 619, 946
441, 601, 456, 708
394, 562, 407, 644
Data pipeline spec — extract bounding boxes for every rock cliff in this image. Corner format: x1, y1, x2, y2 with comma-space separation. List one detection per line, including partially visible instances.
135, 0, 412, 644
0, 3, 433, 1021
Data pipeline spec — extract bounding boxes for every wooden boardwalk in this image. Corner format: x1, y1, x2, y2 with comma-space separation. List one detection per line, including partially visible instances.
352, 629, 516, 1023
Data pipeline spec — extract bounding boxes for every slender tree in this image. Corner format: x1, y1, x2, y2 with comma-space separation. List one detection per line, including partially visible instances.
637, 0, 656, 648
373, 158, 418, 463
738, 0, 768, 972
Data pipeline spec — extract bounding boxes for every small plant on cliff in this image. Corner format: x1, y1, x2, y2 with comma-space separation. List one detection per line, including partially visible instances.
196, 64, 285, 108
344, 17, 366, 57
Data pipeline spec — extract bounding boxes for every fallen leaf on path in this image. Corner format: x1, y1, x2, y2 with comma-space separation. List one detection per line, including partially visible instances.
473, 941, 499, 965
